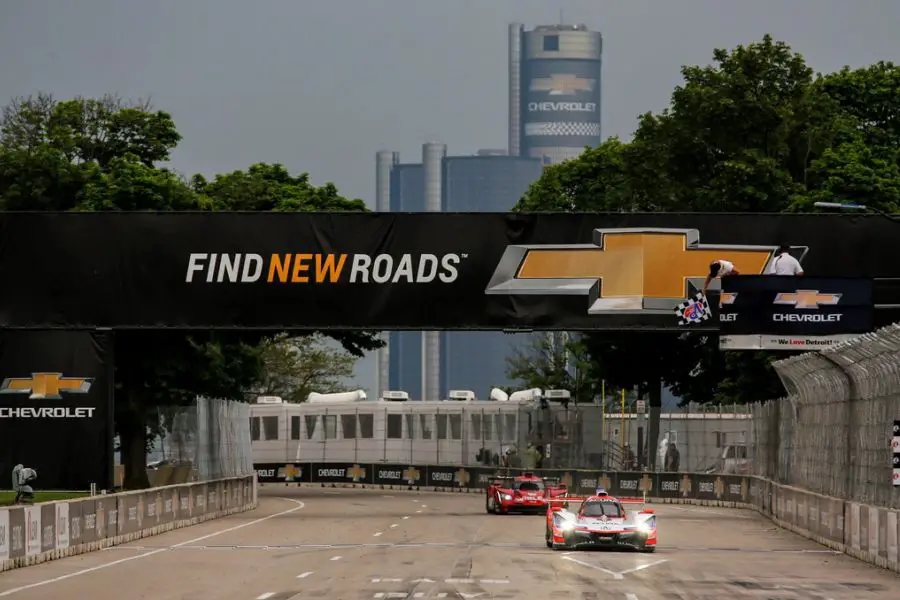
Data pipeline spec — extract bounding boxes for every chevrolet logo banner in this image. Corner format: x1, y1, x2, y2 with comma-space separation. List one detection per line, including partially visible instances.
485, 228, 794, 315
9, 212, 900, 331
720, 276, 873, 344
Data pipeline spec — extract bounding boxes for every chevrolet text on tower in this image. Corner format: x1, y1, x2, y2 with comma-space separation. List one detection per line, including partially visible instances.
185, 253, 463, 284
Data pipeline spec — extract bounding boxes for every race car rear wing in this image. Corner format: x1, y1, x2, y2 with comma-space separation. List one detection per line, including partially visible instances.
547, 496, 655, 514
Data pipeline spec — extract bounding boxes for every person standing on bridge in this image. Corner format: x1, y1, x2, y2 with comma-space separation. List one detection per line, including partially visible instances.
702, 259, 740, 296
766, 244, 804, 276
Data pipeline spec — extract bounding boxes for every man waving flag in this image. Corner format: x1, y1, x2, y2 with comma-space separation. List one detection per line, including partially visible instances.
702, 259, 741, 296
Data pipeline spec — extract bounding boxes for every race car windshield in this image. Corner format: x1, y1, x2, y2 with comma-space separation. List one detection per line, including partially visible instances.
514, 481, 544, 492
581, 501, 623, 518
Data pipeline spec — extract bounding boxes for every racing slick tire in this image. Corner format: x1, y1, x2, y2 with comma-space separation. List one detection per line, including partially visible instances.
545, 526, 553, 548
641, 545, 656, 553
486, 495, 495, 514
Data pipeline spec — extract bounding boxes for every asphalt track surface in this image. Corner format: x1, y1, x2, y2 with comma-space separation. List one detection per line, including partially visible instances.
0, 488, 898, 599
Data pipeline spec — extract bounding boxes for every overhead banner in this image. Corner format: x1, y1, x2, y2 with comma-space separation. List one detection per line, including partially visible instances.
719, 276, 873, 350
0, 331, 114, 490
0, 212, 898, 330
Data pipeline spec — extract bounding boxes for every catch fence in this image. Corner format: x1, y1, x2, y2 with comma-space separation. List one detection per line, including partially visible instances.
148, 396, 253, 484
750, 323, 900, 509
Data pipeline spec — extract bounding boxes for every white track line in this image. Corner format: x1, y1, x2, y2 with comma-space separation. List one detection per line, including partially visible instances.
402, 516, 409, 519
373, 532, 383, 537
257, 594, 275, 600
0, 498, 306, 597
330, 555, 343, 561
390, 524, 398, 528
296, 572, 313, 579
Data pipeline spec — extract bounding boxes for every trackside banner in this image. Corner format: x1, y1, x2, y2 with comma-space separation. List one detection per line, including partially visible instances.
0, 212, 899, 330
0, 331, 114, 490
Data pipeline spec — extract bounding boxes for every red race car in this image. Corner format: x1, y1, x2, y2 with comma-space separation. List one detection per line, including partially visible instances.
485, 472, 569, 514
545, 488, 658, 552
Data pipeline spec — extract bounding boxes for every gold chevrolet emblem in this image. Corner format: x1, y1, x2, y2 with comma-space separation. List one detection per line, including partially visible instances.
720, 292, 738, 306
0, 373, 92, 400
529, 74, 595, 96
348, 464, 366, 482
279, 464, 302, 481
773, 290, 841, 310
486, 229, 805, 314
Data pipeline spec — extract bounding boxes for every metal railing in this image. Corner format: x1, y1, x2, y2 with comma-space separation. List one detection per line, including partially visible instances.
749, 323, 900, 509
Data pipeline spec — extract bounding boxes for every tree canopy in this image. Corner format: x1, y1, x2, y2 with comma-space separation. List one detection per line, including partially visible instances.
515, 35, 900, 407
0, 92, 383, 488
255, 333, 360, 403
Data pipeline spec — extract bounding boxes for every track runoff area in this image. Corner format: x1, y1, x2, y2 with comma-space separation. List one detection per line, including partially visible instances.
0, 487, 896, 600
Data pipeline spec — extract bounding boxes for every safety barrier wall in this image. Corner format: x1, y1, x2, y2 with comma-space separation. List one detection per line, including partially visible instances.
753, 323, 900, 509
254, 462, 900, 573
0, 475, 257, 573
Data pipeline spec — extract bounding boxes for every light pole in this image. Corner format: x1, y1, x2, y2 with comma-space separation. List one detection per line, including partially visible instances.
813, 201, 900, 222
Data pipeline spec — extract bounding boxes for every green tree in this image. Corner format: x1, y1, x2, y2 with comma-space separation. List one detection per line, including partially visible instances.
192, 162, 367, 212
0, 93, 382, 489
505, 334, 574, 393
255, 333, 360, 403
505, 333, 600, 404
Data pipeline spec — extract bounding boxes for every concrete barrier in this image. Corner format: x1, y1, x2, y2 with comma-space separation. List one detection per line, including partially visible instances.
0, 475, 257, 572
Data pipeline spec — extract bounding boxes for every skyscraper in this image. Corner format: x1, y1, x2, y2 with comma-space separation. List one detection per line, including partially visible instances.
375, 148, 543, 399
509, 23, 603, 163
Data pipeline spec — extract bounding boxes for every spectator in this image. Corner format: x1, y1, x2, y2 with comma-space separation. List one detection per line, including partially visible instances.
523, 443, 541, 469
767, 244, 804, 276
665, 442, 680, 472
623, 444, 636, 471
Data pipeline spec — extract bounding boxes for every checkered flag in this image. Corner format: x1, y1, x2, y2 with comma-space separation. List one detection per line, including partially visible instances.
675, 292, 712, 326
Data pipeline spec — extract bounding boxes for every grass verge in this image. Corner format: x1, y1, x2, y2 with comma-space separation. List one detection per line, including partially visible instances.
0, 490, 90, 506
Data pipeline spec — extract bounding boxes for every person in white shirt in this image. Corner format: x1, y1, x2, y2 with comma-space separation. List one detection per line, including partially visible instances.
767, 245, 804, 276
702, 259, 739, 295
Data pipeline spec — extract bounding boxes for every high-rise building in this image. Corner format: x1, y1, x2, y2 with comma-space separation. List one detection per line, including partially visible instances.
509, 23, 603, 164
375, 148, 543, 399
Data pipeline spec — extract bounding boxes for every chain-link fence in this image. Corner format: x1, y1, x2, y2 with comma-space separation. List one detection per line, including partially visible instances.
147, 396, 253, 485
749, 323, 900, 509
250, 401, 752, 472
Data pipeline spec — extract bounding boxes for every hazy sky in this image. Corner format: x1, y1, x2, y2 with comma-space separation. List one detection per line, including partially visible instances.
3, 0, 899, 394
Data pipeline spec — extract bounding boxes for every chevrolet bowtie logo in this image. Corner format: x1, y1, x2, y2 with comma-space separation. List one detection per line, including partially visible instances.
720, 292, 738, 306
0, 373, 93, 400
773, 290, 841, 310
486, 228, 807, 315
529, 74, 595, 96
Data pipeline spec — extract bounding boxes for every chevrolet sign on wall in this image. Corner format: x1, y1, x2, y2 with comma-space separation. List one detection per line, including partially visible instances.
719, 276, 874, 350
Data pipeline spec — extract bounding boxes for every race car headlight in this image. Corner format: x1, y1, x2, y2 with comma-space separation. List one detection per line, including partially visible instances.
502, 494, 512, 501
558, 520, 575, 532
636, 522, 653, 534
